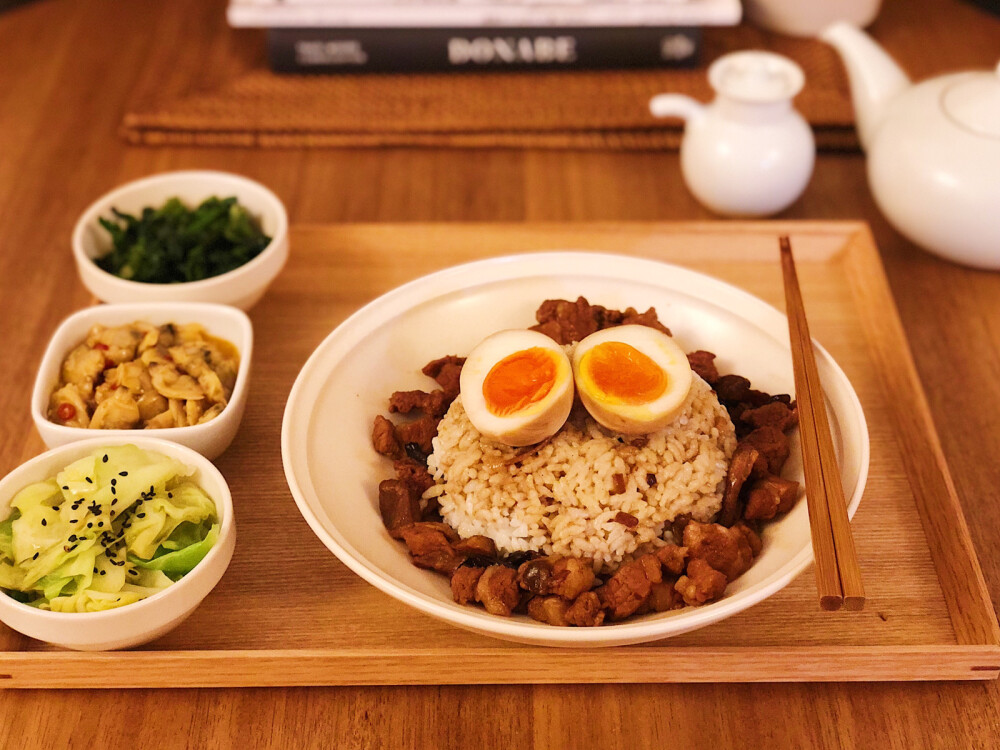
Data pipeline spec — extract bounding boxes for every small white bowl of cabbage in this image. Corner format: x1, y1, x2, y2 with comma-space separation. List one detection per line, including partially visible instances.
0, 437, 235, 650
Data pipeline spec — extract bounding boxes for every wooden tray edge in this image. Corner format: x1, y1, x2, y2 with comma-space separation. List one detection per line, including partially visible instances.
843, 226, 1000, 649
1, 645, 997, 688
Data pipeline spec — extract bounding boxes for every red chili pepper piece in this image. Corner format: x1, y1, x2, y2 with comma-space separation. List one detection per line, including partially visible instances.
93, 342, 109, 351
57, 403, 77, 421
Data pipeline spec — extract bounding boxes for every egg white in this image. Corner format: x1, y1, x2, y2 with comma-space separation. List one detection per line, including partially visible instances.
572, 325, 693, 435
459, 329, 574, 447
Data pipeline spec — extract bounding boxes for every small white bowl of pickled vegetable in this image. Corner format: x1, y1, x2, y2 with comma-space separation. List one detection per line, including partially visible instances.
72, 170, 288, 311
32, 302, 253, 461
0, 437, 235, 650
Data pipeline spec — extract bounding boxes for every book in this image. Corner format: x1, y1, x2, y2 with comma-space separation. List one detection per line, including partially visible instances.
230, 0, 741, 29
267, 25, 701, 73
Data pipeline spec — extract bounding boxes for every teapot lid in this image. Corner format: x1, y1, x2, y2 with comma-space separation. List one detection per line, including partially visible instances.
708, 51, 805, 104
942, 62, 1000, 140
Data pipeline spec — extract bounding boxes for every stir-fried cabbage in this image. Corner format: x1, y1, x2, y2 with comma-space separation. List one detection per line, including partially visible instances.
0, 445, 219, 612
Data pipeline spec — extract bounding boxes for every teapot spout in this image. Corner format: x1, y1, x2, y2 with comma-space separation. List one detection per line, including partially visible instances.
820, 22, 911, 150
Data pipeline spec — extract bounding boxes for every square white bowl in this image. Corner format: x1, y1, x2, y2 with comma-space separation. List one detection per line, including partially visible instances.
32, 302, 253, 461
0, 436, 236, 650
72, 170, 289, 311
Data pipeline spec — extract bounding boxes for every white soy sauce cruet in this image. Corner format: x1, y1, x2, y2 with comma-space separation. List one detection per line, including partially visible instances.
650, 51, 815, 217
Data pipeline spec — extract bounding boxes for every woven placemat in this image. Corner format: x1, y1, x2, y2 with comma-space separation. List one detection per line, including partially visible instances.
122, 26, 857, 150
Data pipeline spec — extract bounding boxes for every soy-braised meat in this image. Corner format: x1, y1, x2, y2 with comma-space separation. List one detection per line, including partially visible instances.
398, 522, 464, 574
654, 544, 688, 576
530, 296, 671, 345
392, 459, 435, 495
719, 442, 760, 526
687, 350, 720, 385
741, 401, 799, 432
528, 596, 571, 626
675, 558, 728, 606
683, 520, 755, 582
715, 374, 752, 402
451, 566, 485, 605
530, 297, 607, 344
475, 565, 521, 616
389, 389, 449, 418
453, 535, 498, 558
378, 478, 423, 538
421, 356, 465, 399
743, 474, 800, 521
741, 426, 791, 475
649, 581, 684, 612
395, 414, 438, 456
372, 414, 404, 459
515, 556, 595, 600
596, 554, 663, 620
564, 591, 605, 627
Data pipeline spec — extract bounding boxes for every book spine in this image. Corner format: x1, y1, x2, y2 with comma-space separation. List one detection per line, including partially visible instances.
267, 27, 701, 74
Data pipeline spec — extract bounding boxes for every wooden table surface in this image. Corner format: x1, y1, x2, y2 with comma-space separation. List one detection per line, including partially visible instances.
1, 0, 999, 746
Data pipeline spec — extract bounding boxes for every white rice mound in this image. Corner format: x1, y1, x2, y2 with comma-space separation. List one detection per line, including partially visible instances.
424, 375, 737, 572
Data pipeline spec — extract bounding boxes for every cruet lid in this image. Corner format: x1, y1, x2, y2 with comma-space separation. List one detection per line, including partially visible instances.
707, 51, 805, 104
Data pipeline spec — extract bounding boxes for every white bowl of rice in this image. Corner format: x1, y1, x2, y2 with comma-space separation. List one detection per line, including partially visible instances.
282, 252, 869, 647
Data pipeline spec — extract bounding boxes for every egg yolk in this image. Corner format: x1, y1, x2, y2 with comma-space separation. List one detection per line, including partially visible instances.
579, 341, 666, 405
483, 347, 557, 416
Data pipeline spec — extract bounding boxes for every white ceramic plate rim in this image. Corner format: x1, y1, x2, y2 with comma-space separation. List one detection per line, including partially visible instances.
282, 251, 869, 646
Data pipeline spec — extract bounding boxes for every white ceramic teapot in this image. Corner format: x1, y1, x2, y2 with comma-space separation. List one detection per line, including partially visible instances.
650, 51, 815, 217
822, 22, 1000, 270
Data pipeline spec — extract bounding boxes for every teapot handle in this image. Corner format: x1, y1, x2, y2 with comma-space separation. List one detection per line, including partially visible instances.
649, 94, 706, 122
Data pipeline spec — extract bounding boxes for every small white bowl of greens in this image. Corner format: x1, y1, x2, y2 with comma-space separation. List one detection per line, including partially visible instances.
0, 437, 235, 650
72, 170, 288, 311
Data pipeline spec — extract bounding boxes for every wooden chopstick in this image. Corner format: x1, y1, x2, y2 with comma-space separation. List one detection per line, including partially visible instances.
779, 236, 865, 612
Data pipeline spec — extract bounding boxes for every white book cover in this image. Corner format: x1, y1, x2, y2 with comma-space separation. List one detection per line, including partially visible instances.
228, 0, 742, 29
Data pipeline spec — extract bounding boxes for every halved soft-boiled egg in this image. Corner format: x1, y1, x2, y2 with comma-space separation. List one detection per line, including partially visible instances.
459, 330, 575, 447
572, 325, 693, 435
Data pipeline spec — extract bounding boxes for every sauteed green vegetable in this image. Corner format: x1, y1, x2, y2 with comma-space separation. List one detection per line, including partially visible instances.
95, 196, 271, 284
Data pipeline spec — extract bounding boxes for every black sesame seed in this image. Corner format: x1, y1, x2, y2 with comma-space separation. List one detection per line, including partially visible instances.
87, 522, 93, 528
85, 477, 93, 484
41, 519, 47, 526
97, 522, 104, 528
93, 567, 98, 573
128, 569, 138, 576
119, 471, 127, 477
99, 570, 106, 576
68, 535, 77, 542
53, 505, 61, 512
110, 511, 115, 518
111, 499, 117, 506
137, 513, 145, 518
62, 485, 69, 490
167, 493, 173, 499
32, 553, 38, 560
70, 519, 78, 524
111, 479, 117, 486
102, 454, 108, 463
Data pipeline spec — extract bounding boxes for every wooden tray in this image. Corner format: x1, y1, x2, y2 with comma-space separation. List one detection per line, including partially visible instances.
2, 221, 998, 687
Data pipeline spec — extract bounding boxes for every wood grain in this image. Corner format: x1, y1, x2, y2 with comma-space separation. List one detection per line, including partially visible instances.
1, 0, 999, 745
